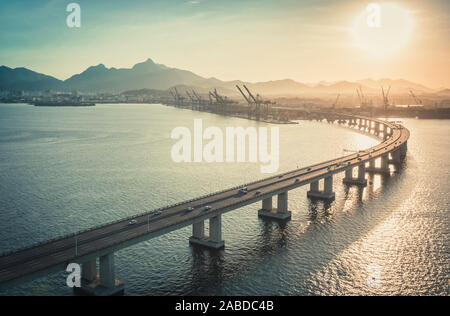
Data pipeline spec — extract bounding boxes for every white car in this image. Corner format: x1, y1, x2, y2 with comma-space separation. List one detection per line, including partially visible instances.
203, 206, 212, 212
128, 220, 137, 225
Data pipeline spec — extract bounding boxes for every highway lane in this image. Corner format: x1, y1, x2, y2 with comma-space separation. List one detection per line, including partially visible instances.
0, 115, 409, 285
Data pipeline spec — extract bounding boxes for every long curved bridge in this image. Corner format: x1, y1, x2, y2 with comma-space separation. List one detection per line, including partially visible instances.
0, 113, 409, 295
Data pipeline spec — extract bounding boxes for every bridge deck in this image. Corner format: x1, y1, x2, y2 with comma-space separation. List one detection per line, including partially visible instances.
0, 114, 409, 286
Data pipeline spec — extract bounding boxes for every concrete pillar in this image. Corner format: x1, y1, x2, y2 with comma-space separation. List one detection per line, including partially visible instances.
209, 216, 222, 243
310, 181, 319, 192
99, 253, 116, 289
307, 177, 335, 201
82, 259, 97, 282
262, 197, 272, 211
379, 154, 390, 173
74, 255, 124, 296
277, 192, 288, 214
391, 149, 401, 164
258, 192, 291, 220
192, 221, 204, 239
343, 165, 367, 186
344, 168, 353, 181
400, 142, 408, 159
190, 216, 224, 249
358, 164, 366, 181
324, 176, 333, 194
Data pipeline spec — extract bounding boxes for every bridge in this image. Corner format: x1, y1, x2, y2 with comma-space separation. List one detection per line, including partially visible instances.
0, 113, 409, 295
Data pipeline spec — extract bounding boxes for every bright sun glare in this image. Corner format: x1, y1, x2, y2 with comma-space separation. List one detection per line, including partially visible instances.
353, 3, 414, 58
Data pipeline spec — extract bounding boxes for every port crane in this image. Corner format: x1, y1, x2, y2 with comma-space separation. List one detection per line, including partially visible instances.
185, 90, 196, 110
381, 86, 392, 121
170, 87, 185, 107
191, 90, 206, 111
356, 86, 372, 109
210, 89, 236, 115
236, 85, 254, 119
409, 89, 422, 105
331, 94, 340, 110
381, 86, 391, 110
236, 85, 273, 121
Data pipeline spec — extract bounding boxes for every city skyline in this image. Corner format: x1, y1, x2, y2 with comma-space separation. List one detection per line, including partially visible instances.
1, 0, 449, 89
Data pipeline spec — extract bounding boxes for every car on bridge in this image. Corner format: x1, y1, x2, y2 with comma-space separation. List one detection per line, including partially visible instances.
128, 220, 137, 225
186, 207, 195, 212
239, 188, 248, 194
202, 205, 212, 212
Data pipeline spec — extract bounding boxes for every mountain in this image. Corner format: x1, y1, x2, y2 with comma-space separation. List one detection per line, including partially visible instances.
356, 78, 434, 94
64, 58, 205, 93
0, 66, 63, 91
0, 58, 441, 97
434, 88, 450, 96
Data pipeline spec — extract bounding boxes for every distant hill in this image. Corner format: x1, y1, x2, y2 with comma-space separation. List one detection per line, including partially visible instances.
64, 58, 206, 93
356, 78, 434, 94
0, 66, 63, 91
0, 58, 442, 97
435, 88, 450, 96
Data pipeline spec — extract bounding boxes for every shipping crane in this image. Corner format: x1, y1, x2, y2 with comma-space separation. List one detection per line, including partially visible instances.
210, 89, 236, 115
236, 85, 255, 119
170, 87, 185, 107
381, 86, 391, 120
191, 90, 205, 111
331, 94, 340, 110
185, 90, 196, 110
356, 86, 371, 109
236, 85, 273, 121
409, 89, 422, 105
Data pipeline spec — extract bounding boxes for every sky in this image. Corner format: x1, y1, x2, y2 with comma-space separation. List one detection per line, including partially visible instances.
0, 0, 449, 88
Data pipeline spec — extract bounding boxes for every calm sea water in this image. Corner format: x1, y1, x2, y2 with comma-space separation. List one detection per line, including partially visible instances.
0, 103, 448, 296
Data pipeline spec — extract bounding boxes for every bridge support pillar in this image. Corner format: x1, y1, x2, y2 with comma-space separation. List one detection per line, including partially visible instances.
390, 149, 401, 164
192, 221, 205, 239
262, 197, 272, 211
366, 158, 376, 172
366, 155, 390, 174
189, 216, 225, 250
400, 142, 407, 159
307, 177, 335, 201
380, 154, 391, 173
343, 165, 367, 186
75, 253, 124, 296
81, 259, 97, 282
373, 122, 378, 136
382, 125, 389, 141
258, 192, 291, 221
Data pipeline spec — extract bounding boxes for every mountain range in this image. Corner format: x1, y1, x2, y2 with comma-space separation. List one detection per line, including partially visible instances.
0, 58, 441, 96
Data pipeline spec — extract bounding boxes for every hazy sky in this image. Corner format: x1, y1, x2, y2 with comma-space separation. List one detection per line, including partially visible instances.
1, 0, 449, 88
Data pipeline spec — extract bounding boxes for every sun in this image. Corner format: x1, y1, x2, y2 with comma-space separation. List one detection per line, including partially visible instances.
352, 3, 414, 58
